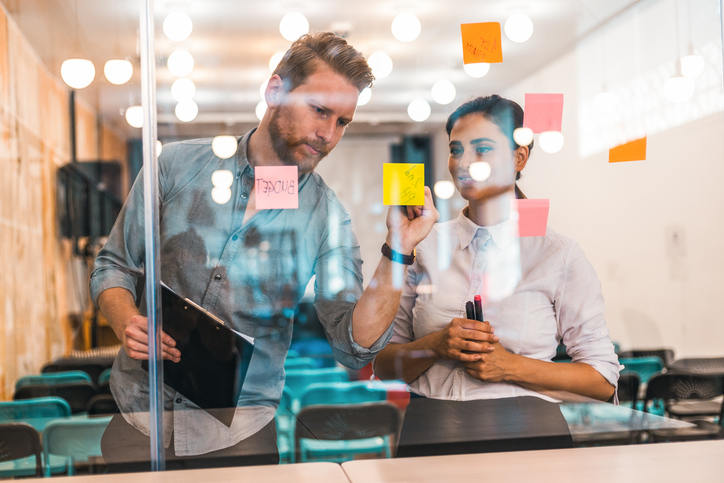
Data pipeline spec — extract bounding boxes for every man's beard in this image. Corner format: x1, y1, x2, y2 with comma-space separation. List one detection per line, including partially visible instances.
268, 106, 331, 172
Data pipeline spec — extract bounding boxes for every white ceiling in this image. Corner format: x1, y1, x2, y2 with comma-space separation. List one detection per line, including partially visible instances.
6, 0, 641, 138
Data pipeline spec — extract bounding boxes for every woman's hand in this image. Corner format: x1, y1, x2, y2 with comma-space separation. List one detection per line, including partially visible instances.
429, 318, 499, 362
462, 342, 520, 382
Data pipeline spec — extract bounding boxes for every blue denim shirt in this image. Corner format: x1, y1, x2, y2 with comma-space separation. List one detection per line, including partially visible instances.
89, 130, 393, 455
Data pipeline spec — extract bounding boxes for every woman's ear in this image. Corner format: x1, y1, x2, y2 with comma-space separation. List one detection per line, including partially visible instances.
264, 75, 285, 108
514, 145, 530, 173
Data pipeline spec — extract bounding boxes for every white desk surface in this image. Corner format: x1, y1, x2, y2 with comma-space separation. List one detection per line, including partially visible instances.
20, 462, 349, 483
342, 440, 724, 483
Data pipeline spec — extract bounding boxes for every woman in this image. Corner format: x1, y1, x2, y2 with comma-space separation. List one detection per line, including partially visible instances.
375, 95, 619, 402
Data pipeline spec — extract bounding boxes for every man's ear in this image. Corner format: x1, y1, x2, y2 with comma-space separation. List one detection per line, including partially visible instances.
514, 145, 530, 173
264, 75, 286, 108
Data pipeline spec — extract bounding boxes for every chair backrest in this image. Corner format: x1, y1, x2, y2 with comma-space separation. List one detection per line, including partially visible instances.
668, 357, 724, 375
42, 417, 112, 470
294, 402, 400, 445
284, 357, 318, 371
619, 349, 675, 367
0, 397, 72, 422
619, 356, 664, 384
284, 367, 349, 396
97, 368, 112, 386
16, 371, 93, 390
299, 381, 388, 409
617, 373, 640, 407
86, 395, 119, 416
643, 373, 724, 414
289, 338, 336, 368
42, 360, 109, 385
14, 383, 97, 414
0, 423, 42, 476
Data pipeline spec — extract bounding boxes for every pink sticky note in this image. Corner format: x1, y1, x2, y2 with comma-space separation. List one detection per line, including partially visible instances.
255, 166, 299, 209
523, 94, 564, 133
515, 199, 549, 237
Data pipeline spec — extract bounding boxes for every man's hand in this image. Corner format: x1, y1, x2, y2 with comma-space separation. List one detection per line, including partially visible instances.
462, 342, 519, 382
386, 186, 439, 254
429, 318, 498, 362
123, 315, 181, 363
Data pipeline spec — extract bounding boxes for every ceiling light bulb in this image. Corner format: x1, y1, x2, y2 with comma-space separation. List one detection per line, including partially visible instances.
504, 12, 534, 43
469, 162, 491, 182
61, 58, 95, 89
156, 140, 163, 156
368, 52, 393, 79
391, 13, 421, 43
357, 87, 372, 106
269, 51, 285, 72
594, 91, 618, 114
211, 169, 235, 188
279, 12, 309, 41
513, 127, 534, 146
433, 180, 455, 200
463, 62, 490, 78
175, 100, 198, 122
212, 137, 238, 160
663, 75, 695, 103
255, 101, 267, 121
431, 80, 456, 105
681, 54, 705, 78
125, 105, 143, 128
539, 131, 565, 154
163, 12, 193, 42
211, 187, 232, 205
167, 50, 194, 77
104, 59, 133, 85
171, 78, 196, 102
407, 99, 431, 122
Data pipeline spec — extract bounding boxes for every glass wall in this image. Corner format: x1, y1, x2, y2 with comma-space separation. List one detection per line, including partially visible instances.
0, 0, 722, 478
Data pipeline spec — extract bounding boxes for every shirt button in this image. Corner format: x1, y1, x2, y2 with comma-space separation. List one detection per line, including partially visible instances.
175, 398, 182, 404
241, 193, 248, 200
215, 274, 222, 281
475, 263, 482, 269
232, 235, 238, 241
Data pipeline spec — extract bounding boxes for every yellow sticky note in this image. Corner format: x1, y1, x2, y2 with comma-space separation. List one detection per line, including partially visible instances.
460, 22, 503, 64
383, 163, 425, 206
609, 137, 647, 163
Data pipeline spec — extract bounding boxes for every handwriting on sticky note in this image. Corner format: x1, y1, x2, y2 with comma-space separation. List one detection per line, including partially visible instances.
460, 22, 503, 64
523, 94, 564, 133
383, 163, 425, 206
514, 199, 549, 237
255, 166, 299, 209
609, 137, 647, 163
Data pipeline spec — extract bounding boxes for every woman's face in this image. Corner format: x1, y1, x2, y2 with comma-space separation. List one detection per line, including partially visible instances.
448, 113, 520, 202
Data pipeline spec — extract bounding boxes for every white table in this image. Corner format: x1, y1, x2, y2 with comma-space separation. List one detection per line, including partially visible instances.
342, 440, 724, 483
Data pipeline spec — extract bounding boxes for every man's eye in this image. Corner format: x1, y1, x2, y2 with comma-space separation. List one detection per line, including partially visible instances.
314, 107, 324, 114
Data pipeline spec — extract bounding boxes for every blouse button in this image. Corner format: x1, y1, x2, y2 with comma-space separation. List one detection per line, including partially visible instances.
175, 398, 182, 404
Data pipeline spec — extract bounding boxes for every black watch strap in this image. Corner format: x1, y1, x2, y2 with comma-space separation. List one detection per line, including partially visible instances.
381, 243, 416, 265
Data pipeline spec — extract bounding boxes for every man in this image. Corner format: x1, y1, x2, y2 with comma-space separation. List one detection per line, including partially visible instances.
91, 32, 438, 471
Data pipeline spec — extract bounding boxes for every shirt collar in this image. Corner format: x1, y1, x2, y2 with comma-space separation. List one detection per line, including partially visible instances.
456, 208, 516, 251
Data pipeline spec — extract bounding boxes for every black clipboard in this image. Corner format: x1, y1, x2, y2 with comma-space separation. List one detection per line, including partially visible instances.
142, 283, 254, 427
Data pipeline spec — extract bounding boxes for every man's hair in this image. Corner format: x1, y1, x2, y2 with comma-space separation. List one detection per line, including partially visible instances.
272, 32, 374, 93
445, 95, 533, 181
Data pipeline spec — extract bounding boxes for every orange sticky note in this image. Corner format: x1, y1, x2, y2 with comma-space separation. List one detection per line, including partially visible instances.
255, 166, 299, 209
609, 137, 647, 163
523, 94, 564, 133
514, 199, 549, 237
383, 163, 425, 206
460, 22, 503, 64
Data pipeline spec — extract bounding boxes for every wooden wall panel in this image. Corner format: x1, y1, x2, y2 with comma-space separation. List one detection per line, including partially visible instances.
101, 122, 129, 196
38, 66, 70, 160
0, 8, 9, 112
75, 97, 97, 161
8, 20, 39, 134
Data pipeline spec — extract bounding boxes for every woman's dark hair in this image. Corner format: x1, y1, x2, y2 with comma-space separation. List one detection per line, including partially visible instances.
445, 95, 533, 181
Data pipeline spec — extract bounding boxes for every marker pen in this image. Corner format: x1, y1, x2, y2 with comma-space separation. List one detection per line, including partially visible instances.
474, 295, 484, 322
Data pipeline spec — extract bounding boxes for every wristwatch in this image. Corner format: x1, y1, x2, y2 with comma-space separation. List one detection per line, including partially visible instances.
381, 243, 416, 265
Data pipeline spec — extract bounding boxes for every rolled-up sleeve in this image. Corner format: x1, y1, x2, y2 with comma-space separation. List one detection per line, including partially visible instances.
556, 242, 620, 390
312, 204, 393, 370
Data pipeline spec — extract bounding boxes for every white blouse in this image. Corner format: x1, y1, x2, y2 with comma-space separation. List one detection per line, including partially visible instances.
386, 210, 620, 402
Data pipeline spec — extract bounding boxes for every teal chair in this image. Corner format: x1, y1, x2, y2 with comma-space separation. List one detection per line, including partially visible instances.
15, 371, 93, 390
287, 350, 300, 359
295, 382, 391, 462
284, 357, 318, 371
42, 416, 112, 476
0, 397, 72, 432
283, 367, 349, 399
620, 356, 665, 384
0, 423, 42, 478
275, 386, 296, 464
97, 368, 112, 386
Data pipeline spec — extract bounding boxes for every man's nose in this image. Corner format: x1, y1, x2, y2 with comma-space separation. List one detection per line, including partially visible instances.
316, 119, 335, 144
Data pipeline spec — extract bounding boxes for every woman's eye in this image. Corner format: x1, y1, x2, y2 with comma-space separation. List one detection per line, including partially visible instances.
450, 148, 462, 156
476, 146, 491, 155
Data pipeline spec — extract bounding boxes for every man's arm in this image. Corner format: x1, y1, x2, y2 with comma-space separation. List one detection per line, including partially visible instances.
98, 287, 180, 362
351, 187, 438, 348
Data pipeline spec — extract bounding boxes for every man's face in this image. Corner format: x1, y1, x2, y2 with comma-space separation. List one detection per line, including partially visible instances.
267, 65, 359, 173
